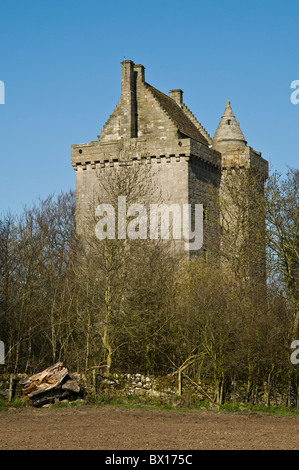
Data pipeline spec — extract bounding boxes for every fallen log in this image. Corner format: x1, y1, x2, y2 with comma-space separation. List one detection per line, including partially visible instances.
21, 362, 83, 407
61, 374, 81, 393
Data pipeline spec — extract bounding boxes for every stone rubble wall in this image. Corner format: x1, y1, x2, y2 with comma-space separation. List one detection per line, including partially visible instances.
81, 372, 214, 402
0, 371, 206, 401
0, 370, 293, 407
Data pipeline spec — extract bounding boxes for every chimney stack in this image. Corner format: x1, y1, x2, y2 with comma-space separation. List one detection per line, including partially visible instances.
134, 64, 145, 83
169, 89, 183, 105
121, 60, 137, 138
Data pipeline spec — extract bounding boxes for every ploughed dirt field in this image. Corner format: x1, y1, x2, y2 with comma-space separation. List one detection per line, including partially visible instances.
0, 405, 298, 450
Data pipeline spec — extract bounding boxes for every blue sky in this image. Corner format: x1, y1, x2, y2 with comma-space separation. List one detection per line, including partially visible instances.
0, 0, 298, 214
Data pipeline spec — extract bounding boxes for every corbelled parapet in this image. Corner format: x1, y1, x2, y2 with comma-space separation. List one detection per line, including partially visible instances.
71, 135, 221, 171
220, 146, 268, 178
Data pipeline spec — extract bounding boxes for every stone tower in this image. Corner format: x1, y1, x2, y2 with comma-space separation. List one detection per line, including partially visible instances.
71, 60, 268, 261
212, 99, 267, 174
213, 100, 268, 279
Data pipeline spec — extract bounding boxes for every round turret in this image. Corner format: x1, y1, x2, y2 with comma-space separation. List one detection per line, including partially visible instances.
212, 100, 247, 151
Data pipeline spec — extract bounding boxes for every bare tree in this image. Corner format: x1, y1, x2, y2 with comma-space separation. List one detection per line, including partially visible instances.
265, 169, 299, 339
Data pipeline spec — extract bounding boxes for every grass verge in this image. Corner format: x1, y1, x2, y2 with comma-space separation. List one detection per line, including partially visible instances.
1, 395, 299, 417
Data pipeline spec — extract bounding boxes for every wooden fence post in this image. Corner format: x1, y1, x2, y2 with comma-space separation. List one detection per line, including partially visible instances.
92, 369, 96, 397
8, 374, 14, 402
177, 370, 182, 396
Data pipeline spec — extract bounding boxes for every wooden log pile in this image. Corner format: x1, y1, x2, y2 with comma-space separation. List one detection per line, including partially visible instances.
21, 362, 83, 407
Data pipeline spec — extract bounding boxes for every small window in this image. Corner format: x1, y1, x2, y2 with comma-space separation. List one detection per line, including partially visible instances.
227, 120, 231, 125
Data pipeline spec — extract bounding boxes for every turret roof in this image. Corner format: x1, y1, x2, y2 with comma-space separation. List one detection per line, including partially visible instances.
213, 100, 247, 147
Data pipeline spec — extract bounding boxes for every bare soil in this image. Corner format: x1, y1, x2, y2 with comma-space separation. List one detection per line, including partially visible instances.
0, 405, 298, 450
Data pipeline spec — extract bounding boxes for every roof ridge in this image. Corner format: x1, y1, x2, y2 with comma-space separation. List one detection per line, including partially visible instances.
144, 81, 178, 126
181, 103, 212, 144
144, 82, 209, 146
